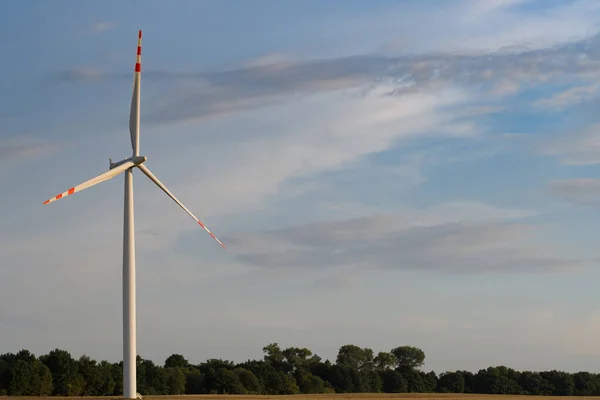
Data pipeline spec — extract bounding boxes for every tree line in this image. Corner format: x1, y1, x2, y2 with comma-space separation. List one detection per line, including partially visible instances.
0, 343, 597, 396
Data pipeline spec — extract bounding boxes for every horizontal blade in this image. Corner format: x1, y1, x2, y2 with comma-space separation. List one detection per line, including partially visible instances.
137, 164, 226, 249
43, 161, 135, 205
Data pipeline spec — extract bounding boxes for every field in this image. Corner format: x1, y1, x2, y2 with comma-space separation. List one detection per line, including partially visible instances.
5, 394, 600, 400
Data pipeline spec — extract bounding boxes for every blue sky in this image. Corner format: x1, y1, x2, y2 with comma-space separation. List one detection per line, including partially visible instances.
4, 0, 600, 374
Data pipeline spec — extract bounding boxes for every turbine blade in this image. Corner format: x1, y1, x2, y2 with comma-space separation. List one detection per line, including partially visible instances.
129, 30, 142, 155
137, 164, 226, 249
43, 161, 135, 205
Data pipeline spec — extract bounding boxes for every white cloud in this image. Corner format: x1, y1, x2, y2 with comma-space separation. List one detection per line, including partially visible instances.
370, 0, 600, 57
549, 178, 600, 206
533, 84, 599, 110
542, 123, 600, 165
564, 311, 600, 356
469, 0, 534, 15
225, 200, 588, 274
0, 136, 62, 182
451, 0, 600, 54
142, 82, 476, 225
0, 136, 61, 160
91, 22, 115, 33
491, 79, 521, 96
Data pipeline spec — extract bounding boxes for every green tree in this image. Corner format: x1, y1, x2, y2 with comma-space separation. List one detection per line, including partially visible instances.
15, 349, 36, 364
391, 346, 425, 371
9, 342, 600, 396
164, 354, 189, 369
474, 367, 522, 395
437, 371, 465, 393
8, 360, 33, 395
519, 371, 552, 395
402, 368, 425, 392
336, 344, 374, 371
283, 347, 313, 372
263, 343, 286, 372
166, 367, 186, 394
216, 368, 247, 394
0, 358, 11, 395
144, 362, 169, 395
136, 358, 151, 394
67, 374, 86, 396
294, 367, 326, 393
421, 371, 438, 392
96, 361, 116, 396
326, 364, 355, 393
265, 369, 299, 394
374, 351, 395, 371
110, 362, 123, 396
573, 371, 600, 396
462, 370, 476, 393
540, 370, 575, 396
380, 369, 407, 393
362, 369, 383, 393
199, 358, 235, 372
39, 348, 78, 396
184, 369, 204, 394
234, 367, 262, 394
492, 375, 523, 394
32, 360, 53, 396
238, 360, 275, 394
78, 355, 103, 395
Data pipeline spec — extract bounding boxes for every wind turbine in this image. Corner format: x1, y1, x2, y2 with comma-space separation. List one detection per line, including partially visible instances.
43, 30, 226, 399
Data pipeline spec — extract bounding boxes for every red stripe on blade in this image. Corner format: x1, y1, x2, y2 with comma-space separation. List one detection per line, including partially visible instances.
137, 46, 141, 55
135, 63, 141, 72
67, 188, 75, 195
138, 30, 142, 38
56, 193, 62, 199
43, 200, 49, 205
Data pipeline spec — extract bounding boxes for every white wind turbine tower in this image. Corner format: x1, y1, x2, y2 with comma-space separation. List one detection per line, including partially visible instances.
43, 30, 226, 399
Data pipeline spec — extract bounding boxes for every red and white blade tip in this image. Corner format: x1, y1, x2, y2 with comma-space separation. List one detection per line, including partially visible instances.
43, 187, 76, 204
135, 30, 142, 73
197, 220, 226, 249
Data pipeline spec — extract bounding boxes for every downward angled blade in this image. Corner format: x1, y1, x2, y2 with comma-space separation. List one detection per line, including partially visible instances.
137, 164, 226, 249
129, 30, 142, 155
43, 161, 135, 205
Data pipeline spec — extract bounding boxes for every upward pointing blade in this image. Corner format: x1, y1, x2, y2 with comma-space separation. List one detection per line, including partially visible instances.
43, 161, 135, 205
137, 164, 226, 249
129, 30, 142, 155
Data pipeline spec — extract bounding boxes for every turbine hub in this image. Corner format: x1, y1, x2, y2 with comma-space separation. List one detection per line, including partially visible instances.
109, 155, 147, 170
131, 155, 147, 166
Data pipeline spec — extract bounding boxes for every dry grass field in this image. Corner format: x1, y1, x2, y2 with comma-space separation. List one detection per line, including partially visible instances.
5, 394, 600, 400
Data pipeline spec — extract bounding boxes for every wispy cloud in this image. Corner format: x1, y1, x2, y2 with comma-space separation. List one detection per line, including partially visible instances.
533, 84, 600, 110
491, 79, 520, 96
91, 22, 114, 33
0, 136, 61, 161
542, 123, 600, 165
549, 178, 600, 206
349, 0, 600, 57
149, 82, 477, 223
54, 67, 104, 82
468, 0, 534, 15
50, 29, 600, 128
225, 201, 588, 274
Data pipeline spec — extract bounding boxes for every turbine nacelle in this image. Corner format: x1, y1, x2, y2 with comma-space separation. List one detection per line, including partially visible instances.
110, 155, 147, 170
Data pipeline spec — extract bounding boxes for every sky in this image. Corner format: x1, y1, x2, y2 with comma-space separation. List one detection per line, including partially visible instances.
4, 0, 600, 374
